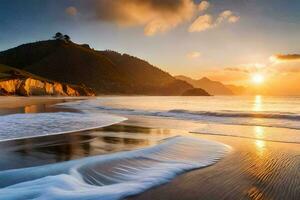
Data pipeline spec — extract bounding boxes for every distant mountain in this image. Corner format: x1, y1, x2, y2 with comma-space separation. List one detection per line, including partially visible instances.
176, 75, 234, 95
225, 84, 246, 95
0, 40, 194, 95
181, 88, 211, 96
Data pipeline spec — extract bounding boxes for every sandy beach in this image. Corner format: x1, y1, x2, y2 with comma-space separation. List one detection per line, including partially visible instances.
130, 135, 300, 200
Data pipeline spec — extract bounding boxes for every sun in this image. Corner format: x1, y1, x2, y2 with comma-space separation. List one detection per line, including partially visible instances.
252, 74, 265, 84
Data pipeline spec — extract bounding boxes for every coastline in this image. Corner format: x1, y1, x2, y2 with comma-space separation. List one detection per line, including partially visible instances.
130, 134, 300, 200
0, 97, 299, 199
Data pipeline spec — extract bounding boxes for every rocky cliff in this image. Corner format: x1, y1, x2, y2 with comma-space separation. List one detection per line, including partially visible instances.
0, 78, 95, 96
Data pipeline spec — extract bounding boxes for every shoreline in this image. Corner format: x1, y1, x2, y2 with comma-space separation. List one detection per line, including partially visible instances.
0, 97, 299, 199
130, 134, 300, 200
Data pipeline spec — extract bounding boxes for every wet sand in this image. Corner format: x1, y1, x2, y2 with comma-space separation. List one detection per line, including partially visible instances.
0, 97, 299, 200
130, 135, 300, 200
0, 123, 175, 171
0, 96, 87, 115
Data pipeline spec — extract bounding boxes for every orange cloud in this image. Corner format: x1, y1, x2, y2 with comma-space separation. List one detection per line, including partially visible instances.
188, 14, 213, 32
189, 10, 239, 32
92, 0, 197, 36
187, 51, 201, 59
65, 6, 78, 16
225, 67, 250, 73
198, 1, 210, 11
272, 54, 300, 62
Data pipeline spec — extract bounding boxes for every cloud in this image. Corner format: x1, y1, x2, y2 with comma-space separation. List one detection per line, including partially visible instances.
188, 14, 213, 32
189, 10, 239, 32
228, 15, 240, 23
270, 55, 300, 74
65, 6, 78, 16
198, 1, 210, 11
187, 51, 201, 59
91, 0, 198, 36
225, 67, 249, 73
216, 10, 240, 24
271, 54, 300, 62
224, 63, 266, 74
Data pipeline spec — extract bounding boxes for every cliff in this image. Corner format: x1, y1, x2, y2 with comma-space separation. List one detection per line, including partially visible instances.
0, 78, 94, 96
0, 64, 95, 96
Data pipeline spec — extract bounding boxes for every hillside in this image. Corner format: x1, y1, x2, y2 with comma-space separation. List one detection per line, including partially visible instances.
0, 40, 193, 95
176, 75, 234, 95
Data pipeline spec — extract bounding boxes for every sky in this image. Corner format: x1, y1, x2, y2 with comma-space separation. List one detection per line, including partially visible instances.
1, 0, 300, 94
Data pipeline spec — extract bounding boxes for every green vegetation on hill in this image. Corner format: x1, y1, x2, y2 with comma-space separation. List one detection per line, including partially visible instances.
0, 39, 195, 95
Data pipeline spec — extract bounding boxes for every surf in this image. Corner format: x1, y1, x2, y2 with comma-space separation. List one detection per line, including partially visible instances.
0, 112, 126, 142
0, 136, 230, 200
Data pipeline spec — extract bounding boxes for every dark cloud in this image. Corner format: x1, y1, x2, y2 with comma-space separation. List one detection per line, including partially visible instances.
80, 0, 197, 36
274, 54, 300, 61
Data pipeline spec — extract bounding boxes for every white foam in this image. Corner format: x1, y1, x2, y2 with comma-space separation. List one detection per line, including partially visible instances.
0, 136, 230, 200
0, 112, 126, 141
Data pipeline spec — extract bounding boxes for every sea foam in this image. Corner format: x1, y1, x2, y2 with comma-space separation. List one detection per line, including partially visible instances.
0, 136, 230, 200
0, 112, 126, 141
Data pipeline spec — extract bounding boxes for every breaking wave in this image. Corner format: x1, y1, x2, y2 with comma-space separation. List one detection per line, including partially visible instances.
0, 136, 230, 200
0, 112, 126, 142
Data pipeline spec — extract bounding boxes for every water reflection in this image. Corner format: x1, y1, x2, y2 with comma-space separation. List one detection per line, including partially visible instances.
255, 140, 266, 156
254, 126, 264, 140
253, 95, 263, 112
0, 124, 174, 171
253, 126, 266, 157
24, 104, 47, 113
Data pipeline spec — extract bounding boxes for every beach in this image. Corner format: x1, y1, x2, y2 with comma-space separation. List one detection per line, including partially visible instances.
130, 134, 300, 200
0, 97, 299, 200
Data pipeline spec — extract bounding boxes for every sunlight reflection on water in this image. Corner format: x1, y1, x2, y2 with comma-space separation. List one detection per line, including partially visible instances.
253, 95, 263, 112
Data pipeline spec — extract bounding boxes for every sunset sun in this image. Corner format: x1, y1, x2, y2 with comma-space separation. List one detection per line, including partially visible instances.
251, 74, 265, 85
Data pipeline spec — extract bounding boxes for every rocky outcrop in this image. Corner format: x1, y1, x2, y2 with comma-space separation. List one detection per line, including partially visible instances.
0, 78, 95, 96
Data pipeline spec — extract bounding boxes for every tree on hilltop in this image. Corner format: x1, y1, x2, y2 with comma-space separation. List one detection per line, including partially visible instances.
53, 32, 64, 40
52, 32, 71, 43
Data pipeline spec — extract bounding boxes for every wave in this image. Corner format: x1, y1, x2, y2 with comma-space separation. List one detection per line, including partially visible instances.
168, 109, 300, 121
0, 112, 126, 142
193, 124, 300, 144
0, 136, 230, 200
57, 100, 300, 130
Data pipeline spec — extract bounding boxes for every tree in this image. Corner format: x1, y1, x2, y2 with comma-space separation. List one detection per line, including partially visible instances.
64, 35, 71, 42
53, 32, 64, 40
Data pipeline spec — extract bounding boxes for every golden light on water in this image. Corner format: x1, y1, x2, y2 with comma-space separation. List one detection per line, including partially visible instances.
254, 126, 264, 140
253, 95, 262, 111
254, 126, 266, 157
255, 140, 266, 157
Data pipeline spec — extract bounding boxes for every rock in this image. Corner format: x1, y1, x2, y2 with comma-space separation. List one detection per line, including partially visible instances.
0, 78, 95, 96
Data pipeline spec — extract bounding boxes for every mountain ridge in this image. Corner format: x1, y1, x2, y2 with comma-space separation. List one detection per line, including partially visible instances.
0, 39, 202, 96
176, 75, 244, 95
